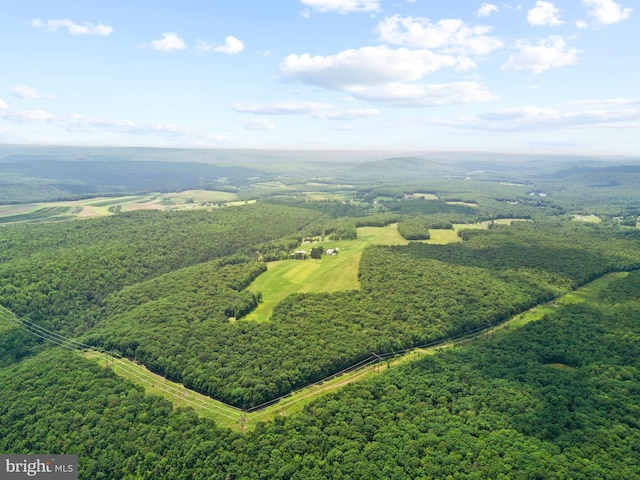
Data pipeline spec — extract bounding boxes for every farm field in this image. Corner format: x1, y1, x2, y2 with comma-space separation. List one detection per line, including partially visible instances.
411, 193, 439, 200
0, 204, 38, 216
0, 206, 76, 224
0, 190, 242, 224
427, 228, 463, 244
573, 214, 602, 223
302, 191, 354, 201
245, 221, 532, 321
446, 201, 478, 207
157, 189, 238, 205
244, 225, 408, 321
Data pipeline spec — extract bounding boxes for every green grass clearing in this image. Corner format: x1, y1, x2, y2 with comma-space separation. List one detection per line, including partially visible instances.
159, 190, 238, 204
303, 192, 354, 201
246, 222, 525, 321
573, 214, 601, 223
225, 199, 257, 207
411, 193, 439, 200
453, 222, 489, 232
493, 218, 533, 225
244, 225, 408, 322
426, 229, 462, 244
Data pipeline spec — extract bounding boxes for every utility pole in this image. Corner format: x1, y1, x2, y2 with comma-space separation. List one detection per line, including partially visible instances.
371, 352, 383, 373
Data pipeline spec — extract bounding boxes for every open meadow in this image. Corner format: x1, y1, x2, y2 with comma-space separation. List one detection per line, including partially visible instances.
245, 225, 408, 321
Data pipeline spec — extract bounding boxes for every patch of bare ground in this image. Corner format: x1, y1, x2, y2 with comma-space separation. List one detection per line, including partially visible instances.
77, 206, 100, 218
0, 204, 36, 216
127, 200, 166, 211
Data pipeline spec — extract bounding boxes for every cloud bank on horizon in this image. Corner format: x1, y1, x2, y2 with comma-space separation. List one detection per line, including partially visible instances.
0, 0, 637, 154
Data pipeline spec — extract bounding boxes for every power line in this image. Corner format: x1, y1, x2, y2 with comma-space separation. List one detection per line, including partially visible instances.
0, 304, 521, 419
0, 305, 242, 421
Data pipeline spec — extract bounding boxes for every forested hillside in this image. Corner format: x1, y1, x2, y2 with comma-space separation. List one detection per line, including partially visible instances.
4, 213, 636, 408
0, 157, 265, 203
1, 155, 640, 478
0, 204, 322, 365
1, 269, 639, 479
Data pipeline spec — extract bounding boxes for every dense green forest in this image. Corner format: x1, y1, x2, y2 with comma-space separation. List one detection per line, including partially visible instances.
0, 204, 322, 365
1, 270, 639, 478
1, 150, 640, 478
2, 206, 639, 408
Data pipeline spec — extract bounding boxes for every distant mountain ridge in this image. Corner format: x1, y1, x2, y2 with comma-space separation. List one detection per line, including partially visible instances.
0, 158, 265, 203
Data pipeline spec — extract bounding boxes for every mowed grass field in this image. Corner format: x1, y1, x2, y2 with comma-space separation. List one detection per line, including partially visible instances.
244, 225, 408, 322
158, 189, 238, 205
245, 220, 529, 321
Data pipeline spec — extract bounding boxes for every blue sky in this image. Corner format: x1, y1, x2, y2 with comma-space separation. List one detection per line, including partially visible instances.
0, 0, 638, 154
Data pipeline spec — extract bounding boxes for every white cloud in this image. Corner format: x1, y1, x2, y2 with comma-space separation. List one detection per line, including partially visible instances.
477, 3, 499, 17
527, 1, 564, 26
429, 99, 640, 133
502, 36, 580, 73
0, 99, 8, 110
31, 18, 113, 36
149, 32, 186, 52
231, 101, 380, 120
279, 44, 497, 107
567, 97, 640, 107
0, 109, 56, 123
0, 108, 224, 140
11, 85, 51, 99
281, 46, 462, 89
347, 82, 496, 106
231, 101, 335, 115
300, 0, 381, 13
64, 115, 198, 137
236, 119, 276, 130
575, 20, 589, 28
377, 15, 503, 55
198, 36, 245, 55
472, 105, 640, 130
583, 0, 632, 25
315, 108, 380, 119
